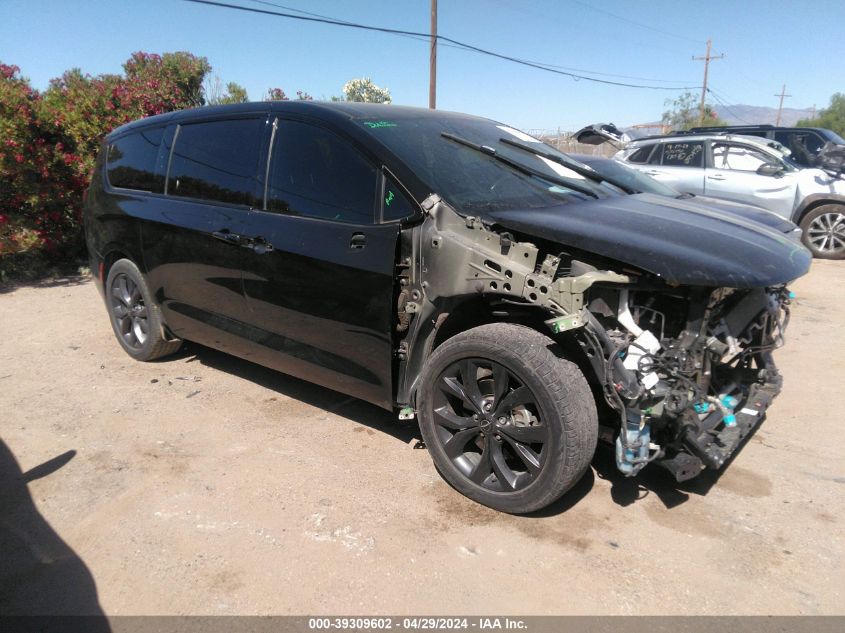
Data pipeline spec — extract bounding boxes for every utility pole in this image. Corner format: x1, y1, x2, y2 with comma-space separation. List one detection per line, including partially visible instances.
429, 0, 437, 109
693, 39, 724, 124
774, 84, 792, 125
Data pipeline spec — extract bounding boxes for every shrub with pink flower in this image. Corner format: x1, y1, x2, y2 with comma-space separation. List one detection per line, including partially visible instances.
1, 53, 211, 273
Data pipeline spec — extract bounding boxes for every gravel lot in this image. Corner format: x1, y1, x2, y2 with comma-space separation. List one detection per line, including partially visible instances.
1, 260, 843, 616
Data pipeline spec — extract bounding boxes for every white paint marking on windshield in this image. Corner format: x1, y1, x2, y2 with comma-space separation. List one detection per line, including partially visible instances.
496, 125, 541, 144
538, 156, 585, 180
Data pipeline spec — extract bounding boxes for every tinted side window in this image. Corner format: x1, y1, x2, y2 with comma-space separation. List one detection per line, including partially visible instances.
661, 142, 703, 167
775, 131, 824, 156
107, 127, 164, 192
382, 175, 417, 222
627, 145, 654, 164
168, 118, 263, 206
267, 120, 377, 223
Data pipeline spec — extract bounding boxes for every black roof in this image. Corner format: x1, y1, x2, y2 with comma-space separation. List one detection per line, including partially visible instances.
107, 101, 485, 139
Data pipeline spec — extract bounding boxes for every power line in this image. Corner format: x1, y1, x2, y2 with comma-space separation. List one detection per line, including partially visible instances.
488, 0, 697, 56
706, 88, 751, 124
720, 58, 768, 90
565, 0, 705, 45
184, 0, 702, 90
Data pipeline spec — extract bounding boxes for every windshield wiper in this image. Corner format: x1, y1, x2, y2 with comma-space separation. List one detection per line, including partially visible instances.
498, 137, 636, 195
441, 132, 599, 199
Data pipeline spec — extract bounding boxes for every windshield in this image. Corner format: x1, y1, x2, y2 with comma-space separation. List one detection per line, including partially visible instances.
355, 115, 614, 214
573, 155, 682, 197
823, 129, 845, 144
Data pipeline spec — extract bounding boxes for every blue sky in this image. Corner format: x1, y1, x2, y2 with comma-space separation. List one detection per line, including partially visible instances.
2, 0, 843, 131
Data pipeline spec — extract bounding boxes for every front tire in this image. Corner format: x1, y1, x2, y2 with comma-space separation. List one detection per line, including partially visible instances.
105, 259, 181, 361
417, 323, 598, 514
800, 204, 845, 259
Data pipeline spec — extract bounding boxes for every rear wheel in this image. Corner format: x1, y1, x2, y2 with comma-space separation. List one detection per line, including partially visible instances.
417, 323, 598, 514
105, 259, 181, 361
800, 204, 845, 259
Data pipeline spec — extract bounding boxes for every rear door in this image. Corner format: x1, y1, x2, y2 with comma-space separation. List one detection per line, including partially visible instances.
238, 117, 401, 408
635, 141, 706, 194
141, 114, 268, 352
704, 141, 797, 215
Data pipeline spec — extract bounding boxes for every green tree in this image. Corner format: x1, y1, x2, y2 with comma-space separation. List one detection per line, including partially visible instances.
122, 51, 210, 108
338, 77, 391, 104
797, 93, 845, 136
0, 63, 80, 260
662, 91, 726, 130
41, 51, 212, 172
206, 77, 249, 105
2, 52, 212, 268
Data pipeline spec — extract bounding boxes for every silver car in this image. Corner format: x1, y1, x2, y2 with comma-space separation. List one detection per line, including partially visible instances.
575, 125, 845, 259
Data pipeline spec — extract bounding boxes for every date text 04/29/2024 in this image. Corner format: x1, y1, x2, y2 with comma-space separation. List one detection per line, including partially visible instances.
307, 617, 527, 630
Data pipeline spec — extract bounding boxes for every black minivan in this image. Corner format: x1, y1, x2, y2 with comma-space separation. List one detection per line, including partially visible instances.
85, 102, 809, 513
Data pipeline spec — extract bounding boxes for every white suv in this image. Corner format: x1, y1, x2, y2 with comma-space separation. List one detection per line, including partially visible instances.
575, 125, 845, 259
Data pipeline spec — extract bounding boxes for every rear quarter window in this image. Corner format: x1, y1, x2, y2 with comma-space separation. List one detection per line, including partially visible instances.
626, 145, 654, 164
106, 127, 164, 192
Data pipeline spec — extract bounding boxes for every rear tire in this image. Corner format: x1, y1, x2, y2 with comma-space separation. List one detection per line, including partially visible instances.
799, 204, 845, 259
105, 259, 182, 361
417, 323, 598, 514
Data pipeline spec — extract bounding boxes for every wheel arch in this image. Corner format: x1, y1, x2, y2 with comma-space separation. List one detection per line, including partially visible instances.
100, 244, 145, 290
399, 295, 604, 412
791, 194, 845, 225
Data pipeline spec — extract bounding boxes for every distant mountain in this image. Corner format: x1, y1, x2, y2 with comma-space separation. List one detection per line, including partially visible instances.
714, 104, 816, 126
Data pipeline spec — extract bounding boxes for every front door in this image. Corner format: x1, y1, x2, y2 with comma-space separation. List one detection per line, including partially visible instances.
704, 141, 797, 216
239, 118, 400, 408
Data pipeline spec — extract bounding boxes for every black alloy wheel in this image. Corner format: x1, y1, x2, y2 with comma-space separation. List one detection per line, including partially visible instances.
431, 357, 549, 493
104, 258, 182, 361
110, 272, 149, 350
418, 323, 597, 514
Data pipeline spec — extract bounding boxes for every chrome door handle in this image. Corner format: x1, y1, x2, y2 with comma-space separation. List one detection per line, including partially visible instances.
350, 233, 366, 249
707, 174, 726, 181
212, 229, 245, 245
250, 236, 274, 255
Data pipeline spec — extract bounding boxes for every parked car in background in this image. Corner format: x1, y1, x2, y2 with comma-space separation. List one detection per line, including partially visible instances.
575, 125, 845, 258
682, 124, 845, 168
571, 153, 803, 239
85, 103, 810, 513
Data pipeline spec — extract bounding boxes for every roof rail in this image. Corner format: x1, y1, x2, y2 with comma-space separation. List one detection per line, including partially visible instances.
690, 124, 775, 132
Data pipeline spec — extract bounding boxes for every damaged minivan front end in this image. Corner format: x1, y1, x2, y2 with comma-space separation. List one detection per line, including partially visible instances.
346, 104, 810, 510
397, 193, 807, 483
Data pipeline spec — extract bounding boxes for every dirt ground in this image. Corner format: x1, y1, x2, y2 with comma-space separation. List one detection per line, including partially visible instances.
0, 260, 843, 616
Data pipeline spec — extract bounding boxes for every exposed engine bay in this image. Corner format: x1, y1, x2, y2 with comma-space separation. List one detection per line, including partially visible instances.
398, 197, 794, 481
588, 282, 789, 481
